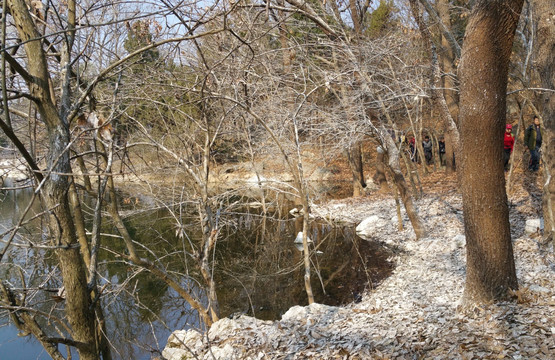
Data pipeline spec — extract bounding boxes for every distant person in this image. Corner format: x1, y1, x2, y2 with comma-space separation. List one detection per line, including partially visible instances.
524, 115, 542, 171
422, 135, 433, 165
409, 136, 418, 162
503, 124, 514, 171
438, 137, 446, 166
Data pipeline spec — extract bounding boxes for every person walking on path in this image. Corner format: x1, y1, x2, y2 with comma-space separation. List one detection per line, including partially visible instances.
503, 124, 515, 171
524, 115, 543, 171
438, 136, 446, 166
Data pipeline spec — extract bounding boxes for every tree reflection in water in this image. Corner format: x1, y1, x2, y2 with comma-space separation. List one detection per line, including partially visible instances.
0, 189, 393, 359
216, 214, 394, 320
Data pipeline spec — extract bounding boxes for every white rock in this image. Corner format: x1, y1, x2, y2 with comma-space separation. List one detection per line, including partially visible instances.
206, 315, 273, 343
356, 215, 382, 239
524, 219, 543, 234
166, 329, 202, 349
208, 318, 240, 341
204, 344, 236, 360
281, 303, 336, 324
294, 231, 312, 244
162, 347, 194, 360
280, 305, 306, 323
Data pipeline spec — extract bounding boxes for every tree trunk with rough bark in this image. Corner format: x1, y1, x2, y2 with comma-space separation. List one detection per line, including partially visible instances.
458, 0, 522, 306
531, 0, 555, 246
6, 1, 100, 357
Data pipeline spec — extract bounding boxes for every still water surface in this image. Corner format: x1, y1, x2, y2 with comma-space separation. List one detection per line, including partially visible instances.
0, 186, 392, 359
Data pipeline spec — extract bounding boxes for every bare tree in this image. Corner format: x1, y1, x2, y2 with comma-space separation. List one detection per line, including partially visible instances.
2, 1, 99, 358
265, 0, 429, 239
409, 0, 461, 170
416, 0, 466, 173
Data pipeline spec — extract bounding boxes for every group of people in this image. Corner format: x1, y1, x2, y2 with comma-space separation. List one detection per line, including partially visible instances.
402, 114, 543, 172
407, 134, 446, 166
503, 115, 543, 171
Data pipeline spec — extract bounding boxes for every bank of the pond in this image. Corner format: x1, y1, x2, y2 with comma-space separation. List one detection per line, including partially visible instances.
163, 176, 555, 360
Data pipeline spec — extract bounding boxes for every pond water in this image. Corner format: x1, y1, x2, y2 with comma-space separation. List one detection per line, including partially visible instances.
0, 185, 393, 359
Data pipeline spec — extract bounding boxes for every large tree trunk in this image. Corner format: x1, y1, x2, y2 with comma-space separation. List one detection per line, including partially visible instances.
531, 0, 555, 246
7, 1, 99, 357
458, 0, 522, 306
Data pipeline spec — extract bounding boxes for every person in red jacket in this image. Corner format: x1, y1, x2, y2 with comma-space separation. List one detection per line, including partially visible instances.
503, 124, 515, 171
